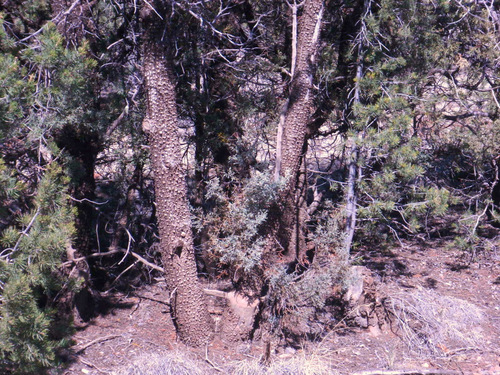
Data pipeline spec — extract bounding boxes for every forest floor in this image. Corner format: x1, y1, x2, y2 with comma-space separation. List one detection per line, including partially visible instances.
61, 235, 500, 375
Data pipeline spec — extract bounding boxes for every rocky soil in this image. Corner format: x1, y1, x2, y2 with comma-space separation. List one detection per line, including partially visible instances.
61, 238, 500, 375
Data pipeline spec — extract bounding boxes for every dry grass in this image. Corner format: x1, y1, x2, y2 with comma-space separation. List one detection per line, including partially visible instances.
229, 349, 337, 375
114, 348, 337, 375
387, 288, 485, 355
113, 351, 208, 375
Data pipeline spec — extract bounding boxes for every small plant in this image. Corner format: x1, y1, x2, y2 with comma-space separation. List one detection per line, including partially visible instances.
202, 170, 286, 277
449, 202, 496, 263
264, 208, 351, 337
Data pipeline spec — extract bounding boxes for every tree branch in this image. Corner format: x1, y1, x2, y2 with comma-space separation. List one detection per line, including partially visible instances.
61, 247, 164, 273
74, 334, 121, 354
443, 111, 496, 121
19, 0, 82, 42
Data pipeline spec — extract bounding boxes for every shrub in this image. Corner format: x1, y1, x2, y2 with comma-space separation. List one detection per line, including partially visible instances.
0, 164, 76, 373
201, 171, 286, 277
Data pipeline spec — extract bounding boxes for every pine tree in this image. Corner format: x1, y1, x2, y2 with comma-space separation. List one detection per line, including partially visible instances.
141, 0, 214, 346
0, 163, 76, 373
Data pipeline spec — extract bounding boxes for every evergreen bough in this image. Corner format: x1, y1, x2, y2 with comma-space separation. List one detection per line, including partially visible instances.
0, 163, 76, 373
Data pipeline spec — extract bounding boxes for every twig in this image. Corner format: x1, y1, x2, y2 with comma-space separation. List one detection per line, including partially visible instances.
78, 357, 110, 374
61, 247, 164, 273
129, 249, 164, 272
129, 298, 141, 317
111, 260, 138, 285
203, 288, 227, 299
135, 294, 170, 306
205, 345, 223, 373
117, 228, 135, 265
105, 103, 128, 137
69, 196, 109, 205
61, 248, 123, 267
0, 208, 40, 259
143, 0, 164, 20
19, 0, 82, 42
75, 334, 121, 354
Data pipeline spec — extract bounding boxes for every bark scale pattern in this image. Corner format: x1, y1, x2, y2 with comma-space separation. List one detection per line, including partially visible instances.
275, 0, 324, 260
141, 3, 213, 347
280, 0, 323, 182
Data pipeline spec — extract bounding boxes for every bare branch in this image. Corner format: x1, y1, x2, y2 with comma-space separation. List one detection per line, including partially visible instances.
74, 334, 121, 354
19, 0, 82, 43
0, 208, 40, 260
61, 247, 164, 273
143, 0, 164, 20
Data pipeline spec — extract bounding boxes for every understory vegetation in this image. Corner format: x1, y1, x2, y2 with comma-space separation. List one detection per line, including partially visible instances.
0, 0, 498, 373
117, 350, 337, 375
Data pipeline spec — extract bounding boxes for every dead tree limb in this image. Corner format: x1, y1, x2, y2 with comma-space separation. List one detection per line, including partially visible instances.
74, 334, 121, 354
61, 247, 164, 273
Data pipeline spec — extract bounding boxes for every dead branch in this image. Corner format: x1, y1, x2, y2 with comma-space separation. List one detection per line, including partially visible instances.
61, 249, 123, 267
203, 288, 228, 299
135, 294, 171, 306
61, 247, 164, 273
0, 208, 40, 260
204, 345, 223, 373
74, 334, 121, 354
78, 357, 110, 374
19, 0, 82, 42
105, 104, 128, 137
110, 260, 139, 285
128, 249, 164, 272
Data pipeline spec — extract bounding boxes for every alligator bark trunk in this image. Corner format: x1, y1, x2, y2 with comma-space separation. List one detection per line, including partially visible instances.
273, 0, 324, 263
141, 1, 213, 346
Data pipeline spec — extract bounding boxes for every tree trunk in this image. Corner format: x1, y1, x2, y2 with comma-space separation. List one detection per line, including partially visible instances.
273, 0, 324, 262
141, 2, 213, 346
343, 0, 371, 253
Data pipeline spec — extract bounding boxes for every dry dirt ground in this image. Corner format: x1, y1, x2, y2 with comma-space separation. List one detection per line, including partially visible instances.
61, 239, 500, 375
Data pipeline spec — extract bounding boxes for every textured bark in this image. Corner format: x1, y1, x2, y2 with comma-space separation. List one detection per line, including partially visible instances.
490, 154, 500, 226
274, 0, 324, 262
141, 2, 213, 346
279, 0, 323, 181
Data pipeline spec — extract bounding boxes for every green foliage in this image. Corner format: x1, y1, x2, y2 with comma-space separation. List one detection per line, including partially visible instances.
0, 0, 498, 363
0, 275, 58, 371
0, 164, 75, 373
336, 0, 499, 250
20, 24, 98, 134
203, 171, 286, 274
262, 209, 350, 335
0, 159, 23, 202
303, 210, 350, 296
338, 0, 458, 240
0, 13, 100, 163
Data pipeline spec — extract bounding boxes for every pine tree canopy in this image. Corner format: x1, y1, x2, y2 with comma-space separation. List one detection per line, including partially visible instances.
0, 0, 498, 371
